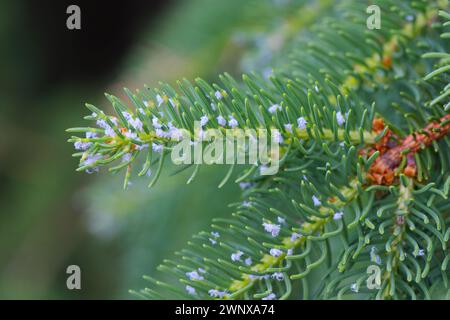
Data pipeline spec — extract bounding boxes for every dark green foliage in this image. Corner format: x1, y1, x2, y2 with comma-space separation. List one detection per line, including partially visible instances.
68, 0, 449, 299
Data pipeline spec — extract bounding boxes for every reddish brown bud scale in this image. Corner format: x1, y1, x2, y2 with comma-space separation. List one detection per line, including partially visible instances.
365, 114, 450, 185
382, 55, 393, 69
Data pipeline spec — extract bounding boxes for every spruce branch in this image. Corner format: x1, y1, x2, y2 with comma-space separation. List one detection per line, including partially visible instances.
67, 0, 449, 300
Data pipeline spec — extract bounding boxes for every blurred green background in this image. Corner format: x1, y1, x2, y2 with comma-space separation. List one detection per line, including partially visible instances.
0, 0, 318, 299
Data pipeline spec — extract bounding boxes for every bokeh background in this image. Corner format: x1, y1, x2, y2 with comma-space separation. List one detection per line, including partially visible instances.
0, 0, 320, 299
